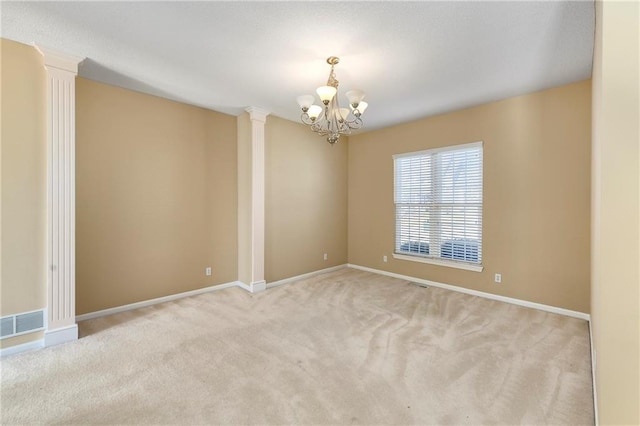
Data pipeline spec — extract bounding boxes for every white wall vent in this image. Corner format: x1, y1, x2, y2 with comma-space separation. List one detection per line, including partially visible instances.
0, 310, 45, 339
1, 317, 14, 338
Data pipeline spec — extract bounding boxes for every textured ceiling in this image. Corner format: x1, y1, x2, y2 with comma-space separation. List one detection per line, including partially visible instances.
1, 1, 594, 132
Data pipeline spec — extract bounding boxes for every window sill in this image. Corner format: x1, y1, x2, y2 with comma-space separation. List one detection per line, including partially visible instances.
392, 253, 484, 272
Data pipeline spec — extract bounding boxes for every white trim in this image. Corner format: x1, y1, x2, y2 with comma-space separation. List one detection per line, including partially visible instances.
0, 339, 45, 357
392, 140, 483, 159
589, 319, 599, 425
266, 264, 348, 289
236, 281, 251, 292
245, 107, 269, 285
250, 280, 266, 293
347, 264, 590, 321
236, 280, 266, 293
76, 281, 239, 322
392, 253, 484, 272
245, 106, 269, 123
44, 324, 78, 347
36, 45, 84, 340
33, 44, 84, 73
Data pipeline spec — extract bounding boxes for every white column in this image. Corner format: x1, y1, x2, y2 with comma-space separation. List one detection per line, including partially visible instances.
35, 46, 84, 347
246, 107, 269, 293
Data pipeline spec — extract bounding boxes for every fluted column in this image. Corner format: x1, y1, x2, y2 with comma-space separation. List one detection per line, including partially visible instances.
35, 46, 84, 347
246, 107, 269, 292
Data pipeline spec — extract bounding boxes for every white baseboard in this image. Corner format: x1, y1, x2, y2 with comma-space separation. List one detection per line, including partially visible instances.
0, 338, 45, 357
266, 264, 348, 289
589, 320, 599, 425
236, 281, 251, 292
236, 280, 267, 293
44, 324, 78, 347
250, 280, 266, 293
77, 281, 239, 322
347, 263, 590, 321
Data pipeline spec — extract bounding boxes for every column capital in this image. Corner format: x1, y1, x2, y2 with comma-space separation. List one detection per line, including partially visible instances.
245, 107, 270, 123
34, 44, 84, 74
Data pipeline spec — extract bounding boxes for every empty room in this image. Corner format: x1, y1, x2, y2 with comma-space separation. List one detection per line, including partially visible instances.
1, 1, 638, 425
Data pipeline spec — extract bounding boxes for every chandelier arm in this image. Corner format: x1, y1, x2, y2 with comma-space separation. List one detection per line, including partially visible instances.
300, 113, 315, 126
311, 119, 329, 136
332, 114, 342, 135
345, 117, 363, 130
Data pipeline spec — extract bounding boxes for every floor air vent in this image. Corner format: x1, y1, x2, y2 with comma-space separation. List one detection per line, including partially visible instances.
0, 310, 45, 339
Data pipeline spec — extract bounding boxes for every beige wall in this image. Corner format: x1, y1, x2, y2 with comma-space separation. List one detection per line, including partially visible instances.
76, 78, 238, 314
349, 80, 591, 313
0, 39, 46, 324
265, 116, 348, 282
591, 1, 640, 424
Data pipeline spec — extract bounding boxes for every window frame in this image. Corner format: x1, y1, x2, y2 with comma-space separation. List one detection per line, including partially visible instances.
392, 141, 484, 272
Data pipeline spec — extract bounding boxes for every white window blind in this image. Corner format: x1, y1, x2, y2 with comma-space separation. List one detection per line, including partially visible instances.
394, 141, 483, 265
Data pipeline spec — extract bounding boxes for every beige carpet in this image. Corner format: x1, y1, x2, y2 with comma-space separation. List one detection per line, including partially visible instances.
1, 268, 594, 425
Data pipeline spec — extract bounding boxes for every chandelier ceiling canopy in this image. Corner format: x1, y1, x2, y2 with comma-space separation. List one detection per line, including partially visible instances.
296, 56, 368, 145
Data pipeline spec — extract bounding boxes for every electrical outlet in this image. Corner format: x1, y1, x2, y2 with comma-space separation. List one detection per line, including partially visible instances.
495, 273, 502, 283
323, 253, 328, 261
205, 267, 212, 276
383, 255, 388, 263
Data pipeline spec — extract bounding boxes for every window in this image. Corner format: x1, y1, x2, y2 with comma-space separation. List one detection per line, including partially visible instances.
393, 142, 483, 271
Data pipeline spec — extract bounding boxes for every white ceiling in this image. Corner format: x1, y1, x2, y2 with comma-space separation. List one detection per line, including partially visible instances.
1, 1, 594, 132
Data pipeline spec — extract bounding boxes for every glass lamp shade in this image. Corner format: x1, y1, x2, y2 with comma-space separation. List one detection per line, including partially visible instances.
345, 89, 365, 106
308, 105, 323, 120
338, 108, 351, 121
316, 86, 337, 103
354, 101, 368, 115
296, 95, 315, 110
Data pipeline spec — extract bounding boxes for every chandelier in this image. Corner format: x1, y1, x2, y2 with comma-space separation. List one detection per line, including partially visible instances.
296, 56, 368, 145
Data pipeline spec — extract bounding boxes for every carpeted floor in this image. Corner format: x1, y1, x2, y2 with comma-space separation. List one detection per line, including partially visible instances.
0, 268, 594, 425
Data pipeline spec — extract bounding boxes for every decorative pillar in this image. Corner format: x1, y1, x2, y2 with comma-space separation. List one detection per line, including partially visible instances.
246, 107, 269, 293
35, 46, 84, 347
